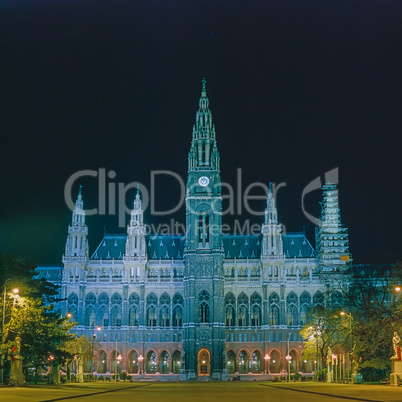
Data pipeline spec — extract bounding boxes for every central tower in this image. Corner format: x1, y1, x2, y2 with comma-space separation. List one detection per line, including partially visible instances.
183, 79, 225, 380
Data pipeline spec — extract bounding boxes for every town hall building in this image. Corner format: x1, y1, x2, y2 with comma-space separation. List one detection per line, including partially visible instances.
38, 80, 351, 380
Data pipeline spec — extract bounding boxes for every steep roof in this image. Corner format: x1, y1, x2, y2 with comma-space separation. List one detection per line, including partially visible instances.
91, 234, 126, 260
222, 235, 261, 259
90, 232, 316, 260
282, 233, 316, 258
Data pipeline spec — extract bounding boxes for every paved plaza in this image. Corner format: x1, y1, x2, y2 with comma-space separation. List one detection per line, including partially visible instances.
1, 382, 402, 402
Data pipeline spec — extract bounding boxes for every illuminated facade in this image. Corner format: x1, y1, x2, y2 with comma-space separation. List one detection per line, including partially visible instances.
38, 81, 351, 380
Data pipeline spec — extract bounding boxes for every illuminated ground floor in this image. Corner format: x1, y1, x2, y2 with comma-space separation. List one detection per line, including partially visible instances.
77, 341, 318, 380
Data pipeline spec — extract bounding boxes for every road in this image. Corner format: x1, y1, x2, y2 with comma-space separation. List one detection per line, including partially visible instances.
2, 382, 402, 402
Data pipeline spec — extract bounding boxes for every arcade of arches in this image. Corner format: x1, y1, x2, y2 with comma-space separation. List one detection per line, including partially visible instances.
91, 348, 313, 376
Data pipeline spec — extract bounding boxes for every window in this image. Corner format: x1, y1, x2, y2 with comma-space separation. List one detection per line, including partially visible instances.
198, 291, 210, 323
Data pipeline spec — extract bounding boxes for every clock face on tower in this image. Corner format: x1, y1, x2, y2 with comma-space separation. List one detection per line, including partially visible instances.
198, 176, 210, 187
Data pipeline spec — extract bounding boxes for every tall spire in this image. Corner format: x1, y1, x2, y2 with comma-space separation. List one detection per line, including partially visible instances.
64, 186, 88, 259
261, 183, 283, 258
188, 78, 219, 170
125, 187, 146, 258
265, 183, 278, 225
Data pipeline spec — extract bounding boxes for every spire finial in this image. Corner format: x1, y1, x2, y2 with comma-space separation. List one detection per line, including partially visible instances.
79, 184, 82, 196
269, 182, 272, 193
137, 183, 139, 195
202, 77, 206, 89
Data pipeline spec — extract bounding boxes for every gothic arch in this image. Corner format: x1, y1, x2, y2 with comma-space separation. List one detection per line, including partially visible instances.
146, 350, 157, 374
225, 292, 236, 327
128, 349, 139, 374
172, 350, 182, 374
226, 350, 236, 374
237, 292, 249, 327
313, 291, 324, 306
269, 349, 281, 373
250, 349, 262, 373
238, 350, 249, 374
128, 292, 140, 305
159, 350, 170, 374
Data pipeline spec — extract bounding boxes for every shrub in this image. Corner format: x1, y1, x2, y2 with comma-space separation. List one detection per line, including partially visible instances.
291, 372, 302, 381
98, 375, 104, 381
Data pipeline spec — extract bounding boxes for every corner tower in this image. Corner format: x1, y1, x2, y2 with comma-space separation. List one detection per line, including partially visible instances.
63, 186, 89, 281
183, 79, 225, 380
317, 183, 352, 272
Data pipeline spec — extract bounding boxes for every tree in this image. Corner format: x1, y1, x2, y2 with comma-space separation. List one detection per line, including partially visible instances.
0, 255, 76, 383
323, 263, 402, 379
300, 303, 347, 380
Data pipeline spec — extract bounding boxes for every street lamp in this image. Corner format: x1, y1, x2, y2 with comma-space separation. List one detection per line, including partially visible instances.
138, 354, 144, 376
309, 326, 320, 381
340, 311, 353, 382
264, 354, 271, 375
285, 354, 292, 382
91, 324, 101, 378
1, 280, 19, 386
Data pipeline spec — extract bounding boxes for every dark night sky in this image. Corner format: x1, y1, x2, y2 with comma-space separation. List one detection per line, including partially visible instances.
1, 0, 401, 265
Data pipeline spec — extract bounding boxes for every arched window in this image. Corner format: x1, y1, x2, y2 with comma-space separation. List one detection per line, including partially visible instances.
99, 305, 108, 327
250, 292, 262, 327
300, 291, 311, 326
173, 306, 183, 327
160, 306, 170, 327
251, 305, 261, 327
111, 305, 121, 327
286, 292, 298, 327
287, 305, 298, 326
225, 292, 236, 327
313, 291, 324, 306
269, 292, 280, 326
85, 305, 95, 326
198, 290, 210, 323
67, 293, 78, 320
331, 291, 342, 307
129, 306, 139, 326
147, 306, 157, 327
237, 292, 249, 327
269, 305, 279, 326
225, 306, 235, 327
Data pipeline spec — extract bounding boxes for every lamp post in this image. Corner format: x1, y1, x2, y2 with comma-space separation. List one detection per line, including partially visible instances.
286, 333, 292, 382
114, 338, 122, 382
1, 280, 19, 386
340, 311, 353, 382
138, 354, 144, 376
264, 354, 270, 375
309, 326, 320, 381
91, 324, 101, 378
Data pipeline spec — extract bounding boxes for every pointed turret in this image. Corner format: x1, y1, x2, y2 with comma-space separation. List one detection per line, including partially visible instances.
261, 184, 283, 258
317, 183, 352, 272
64, 186, 89, 259
125, 185, 146, 258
